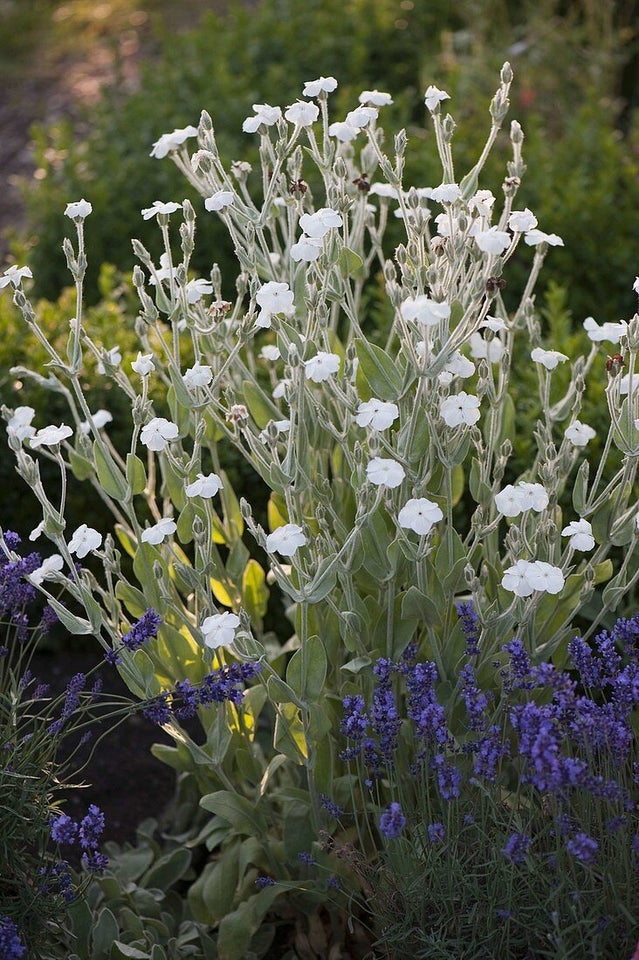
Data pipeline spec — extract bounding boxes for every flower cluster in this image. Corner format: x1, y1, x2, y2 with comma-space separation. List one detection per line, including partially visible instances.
142, 661, 262, 725
50, 805, 108, 875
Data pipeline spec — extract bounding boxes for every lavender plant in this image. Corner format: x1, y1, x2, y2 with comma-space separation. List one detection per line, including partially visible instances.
2, 65, 639, 955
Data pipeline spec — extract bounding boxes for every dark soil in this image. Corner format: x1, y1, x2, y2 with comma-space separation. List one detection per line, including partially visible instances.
33, 646, 177, 846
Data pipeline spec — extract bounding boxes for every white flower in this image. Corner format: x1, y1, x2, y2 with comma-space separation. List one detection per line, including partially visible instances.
131, 353, 155, 376
470, 332, 504, 363
327, 121, 359, 142
494, 484, 525, 517
204, 190, 235, 212
437, 351, 476, 385
242, 103, 282, 133
299, 208, 343, 239
265, 523, 307, 556
30, 424, 73, 448
634, 276, 639, 295
369, 183, 399, 199
140, 518, 177, 544
518, 482, 550, 512
141, 201, 182, 220
64, 199, 92, 219
68, 524, 103, 559
272, 379, 290, 399
185, 472, 223, 498
259, 345, 281, 361
468, 190, 496, 217
524, 229, 564, 247
561, 519, 595, 552
29, 554, 64, 585
304, 352, 340, 382
97, 347, 122, 374
475, 227, 511, 255
482, 316, 507, 332
359, 89, 393, 106
430, 183, 461, 204
285, 100, 319, 126
439, 392, 481, 428
291, 235, 323, 262
398, 497, 443, 535
303, 76, 338, 97
400, 295, 450, 327
424, 85, 450, 111
0, 265, 33, 288
564, 420, 596, 446
201, 611, 241, 649
185, 278, 213, 303
255, 281, 295, 328
366, 457, 406, 488
345, 106, 378, 128
6, 406, 36, 442
140, 417, 179, 451
582, 316, 627, 344
501, 559, 535, 597
526, 561, 565, 594
79, 409, 113, 434
530, 347, 569, 370
183, 362, 213, 390
355, 399, 399, 431
29, 521, 45, 541
508, 208, 538, 232
150, 125, 198, 159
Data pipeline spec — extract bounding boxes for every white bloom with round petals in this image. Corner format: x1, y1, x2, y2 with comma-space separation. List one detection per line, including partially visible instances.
141, 201, 182, 220
345, 106, 378, 128
29, 554, 64, 586
482, 316, 507, 332
475, 227, 511, 255
150, 125, 198, 159
242, 103, 282, 133
6, 406, 36, 442
259, 345, 281, 361
205, 191, 235, 212
359, 89, 393, 106
141, 518, 177, 545
526, 561, 565, 594
430, 183, 461, 204
494, 485, 525, 517
366, 457, 406, 488
470, 332, 504, 363
508, 208, 538, 232
255, 281, 295, 328
299, 208, 343, 239
369, 183, 399, 199
201, 611, 241, 649
65, 199, 92, 219
400, 296, 450, 327
501, 560, 535, 597
524, 229, 564, 247
30, 424, 73, 448
79, 409, 112, 435
438, 352, 476, 385
518, 482, 550, 512
185, 472, 223, 498
440, 392, 481, 427
304, 352, 340, 382
183, 362, 213, 390
68, 524, 103, 559
0, 265, 33, 288
582, 316, 627, 344
424, 85, 450, 111
185, 278, 213, 303
327, 121, 359, 142
564, 420, 596, 447
355, 399, 399, 431
266, 523, 307, 556
468, 190, 496, 217
291, 236, 323, 262
561, 519, 595, 552
285, 100, 319, 126
531, 347, 569, 370
132, 353, 155, 376
398, 498, 443, 535
140, 417, 179, 451
303, 76, 338, 97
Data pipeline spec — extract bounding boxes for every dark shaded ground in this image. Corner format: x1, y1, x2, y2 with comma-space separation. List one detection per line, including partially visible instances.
33, 647, 177, 845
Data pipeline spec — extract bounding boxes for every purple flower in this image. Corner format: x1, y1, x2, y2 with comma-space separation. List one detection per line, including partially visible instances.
379, 802, 406, 839
81, 850, 109, 873
50, 814, 77, 845
0, 915, 27, 959
459, 663, 489, 731
502, 638, 533, 689
319, 794, 344, 818
79, 804, 105, 850
566, 831, 598, 865
255, 877, 275, 888
142, 693, 171, 725
456, 601, 481, 656
473, 725, 508, 781
122, 608, 162, 651
371, 682, 401, 765
432, 753, 462, 801
427, 822, 445, 843
298, 851, 317, 866
502, 832, 531, 864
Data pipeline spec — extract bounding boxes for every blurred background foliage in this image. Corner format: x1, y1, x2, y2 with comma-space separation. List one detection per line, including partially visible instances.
1, 0, 638, 539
